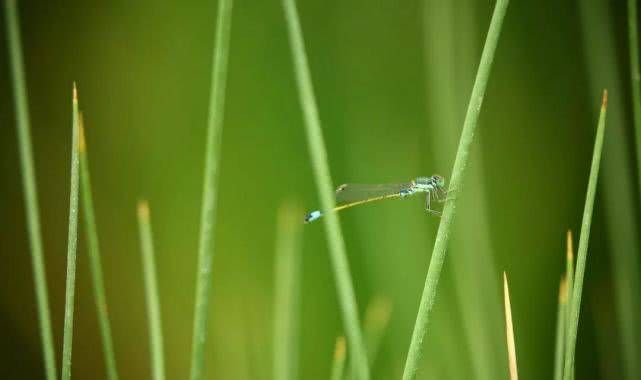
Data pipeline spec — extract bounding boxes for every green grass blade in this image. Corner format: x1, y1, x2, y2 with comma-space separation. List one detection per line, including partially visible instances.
628, 0, 641, 197
564, 230, 574, 375
402, 1, 509, 378
189, 0, 233, 378
554, 276, 567, 380
422, 1, 503, 378
78, 116, 119, 380
503, 273, 518, 380
280, 1, 370, 378
330, 337, 347, 380
3, 1, 56, 378
579, 3, 641, 378
562, 91, 608, 380
272, 202, 303, 380
137, 201, 166, 380
61, 84, 81, 380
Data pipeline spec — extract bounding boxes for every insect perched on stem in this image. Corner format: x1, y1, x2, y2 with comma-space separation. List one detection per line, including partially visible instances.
304, 175, 447, 223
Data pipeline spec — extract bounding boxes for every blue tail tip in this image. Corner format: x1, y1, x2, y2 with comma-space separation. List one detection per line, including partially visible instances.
304, 210, 322, 223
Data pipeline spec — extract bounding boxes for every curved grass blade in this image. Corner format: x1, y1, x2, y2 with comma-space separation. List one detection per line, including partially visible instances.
61, 84, 81, 380
78, 115, 119, 380
189, 0, 234, 378
137, 201, 166, 380
402, 1, 509, 378
281, 0, 370, 378
3, 2, 56, 378
562, 90, 608, 380
503, 272, 518, 380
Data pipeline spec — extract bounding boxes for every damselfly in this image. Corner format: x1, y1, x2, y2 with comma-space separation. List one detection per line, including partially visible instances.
304, 175, 447, 223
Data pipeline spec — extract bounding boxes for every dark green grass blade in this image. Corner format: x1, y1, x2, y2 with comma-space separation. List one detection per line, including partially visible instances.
280, 0, 370, 378
562, 91, 608, 380
61, 85, 81, 380
189, 0, 233, 378
272, 203, 303, 380
78, 116, 119, 380
628, 0, 641, 198
554, 276, 567, 380
137, 202, 166, 380
3, 2, 56, 378
402, 1, 509, 378
579, 3, 641, 378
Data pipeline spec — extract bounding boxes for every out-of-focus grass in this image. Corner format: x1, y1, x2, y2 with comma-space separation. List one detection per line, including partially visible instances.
402, 0, 509, 378
579, 2, 641, 378
78, 114, 119, 380
422, 1, 503, 378
272, 202, 302, 380
61, 84, 81, 380
628, 0, 641, 196
3, 1, 56, 378
554, 276, 567, 380
563, 90, 608, 380
503, 272, 518, 380
189, 0, 234, 378
281, 0, 370, 378
137, 201, 166, 380
330, 337, 346, 380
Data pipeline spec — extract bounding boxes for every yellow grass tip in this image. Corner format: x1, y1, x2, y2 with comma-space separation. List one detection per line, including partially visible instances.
334, 336, 346, 360
364, 297, 392, 331
559, 275, 568, 304
78, 112, 86, 153
137, 200, 150, 221
566, 230, 574, 264
73, 82, 78, 103
601, 89, 608, 109
503, 271, 519, 380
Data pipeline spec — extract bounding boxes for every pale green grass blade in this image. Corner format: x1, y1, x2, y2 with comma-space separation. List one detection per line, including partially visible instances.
280, 1, 370, 379
579, 3, 641, 378
61, 84, 81, 380
402, 1, 509, 378
137, 201, 166, 380
3, 2, 56, 378
553, 276, 567, 380
78, 116, 119, 380
272, 202, 303, 380
628, 0, 641, 197
564, 230, 574, 376
330, 337, 347, 380
562, 91, 608, 380
503, 273, 518, 380
189, 0, 234, 378
422, 1, 503, 378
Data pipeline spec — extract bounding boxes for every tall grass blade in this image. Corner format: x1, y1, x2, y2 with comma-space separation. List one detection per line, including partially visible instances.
562, 90, 608, 380
61, 84, 81, 380
78, 115, 119, 380
502, 272, 518, 380
189, 0, 233, 378
628, 0, 641, 197
554, 276, 567, 380
272, 202, 303, 380
280, 1, 369, 378
402, 1, 509, 378
137, 201, 166, 380
330, 337, 347, 380
3, 1, 56, 378
564, 230, 574, 366
422, 1, 503, 378
579, 3, 641, 378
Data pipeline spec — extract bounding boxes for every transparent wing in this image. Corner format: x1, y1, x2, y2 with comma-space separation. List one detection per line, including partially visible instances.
335, 182, 412, 205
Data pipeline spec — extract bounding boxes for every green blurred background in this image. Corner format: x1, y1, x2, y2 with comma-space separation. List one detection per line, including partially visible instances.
1, 0, 640, 379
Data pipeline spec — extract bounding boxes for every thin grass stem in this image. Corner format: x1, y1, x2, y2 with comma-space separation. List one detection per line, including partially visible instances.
280, 0, 370, 378
554, 276, 567, 380
3, 2, 56, 378
628, 0, 641, 198
61, 84, 81, 380
402, 1, 509, 378
78, 115, 119, 380
564, 230, 574, 376
189, 0, 234, 378
503, 272, 518, 380
562, 90, 608, 380
137, 201, 166, 380
330, 337, 347, 380
273, 202, 303, 380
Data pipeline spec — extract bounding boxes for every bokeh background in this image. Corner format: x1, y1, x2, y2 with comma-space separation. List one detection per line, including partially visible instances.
1, 0, 640, 379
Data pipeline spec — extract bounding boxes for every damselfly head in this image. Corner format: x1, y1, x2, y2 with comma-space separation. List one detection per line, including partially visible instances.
431, 174, 445, 189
